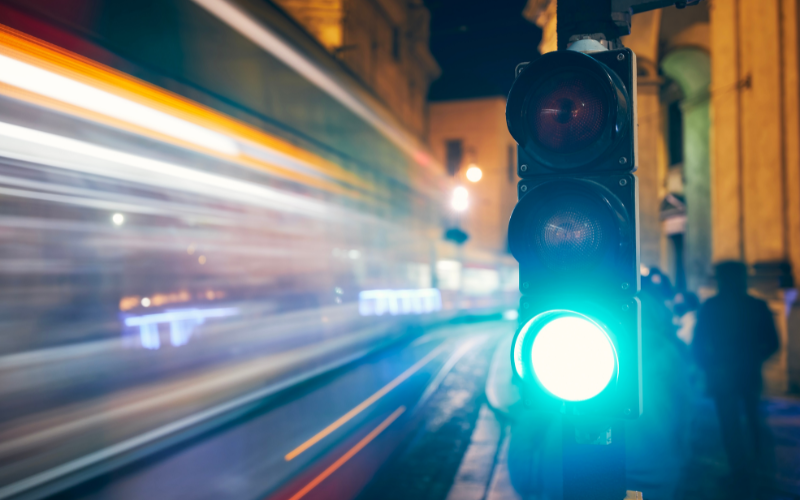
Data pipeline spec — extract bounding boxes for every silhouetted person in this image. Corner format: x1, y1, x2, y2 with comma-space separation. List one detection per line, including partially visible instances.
674, 291, 699, 345
693, 261, 779, 496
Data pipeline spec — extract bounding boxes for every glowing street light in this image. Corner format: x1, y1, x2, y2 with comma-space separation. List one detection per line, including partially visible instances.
451, 186, 468, 212
466, 165, 483, 182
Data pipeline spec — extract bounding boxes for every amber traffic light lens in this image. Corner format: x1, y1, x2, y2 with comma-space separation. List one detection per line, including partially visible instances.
530, 191, 609, 272
526, 71, 608, 154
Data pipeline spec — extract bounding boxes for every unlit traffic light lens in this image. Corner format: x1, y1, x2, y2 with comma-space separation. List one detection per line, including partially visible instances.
527, 71, 608, 154
532, 192, 606, 271
530, 313, 616, 401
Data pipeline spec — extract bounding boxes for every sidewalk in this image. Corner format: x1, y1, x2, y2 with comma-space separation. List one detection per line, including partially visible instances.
448, 396, 800, 500
683, 396, 800, 500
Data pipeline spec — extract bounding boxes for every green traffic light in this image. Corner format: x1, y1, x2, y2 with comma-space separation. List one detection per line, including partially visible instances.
524, 311, 617, 402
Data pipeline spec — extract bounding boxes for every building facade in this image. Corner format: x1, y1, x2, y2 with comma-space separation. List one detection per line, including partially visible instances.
527, 0, 800, 394
428, 97, 520, 255
272, 0, 440, 138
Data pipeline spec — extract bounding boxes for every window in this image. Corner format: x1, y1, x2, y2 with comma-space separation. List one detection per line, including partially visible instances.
445, 140, 463, 177
392, 27, 401, 62
668, 101, 683, 166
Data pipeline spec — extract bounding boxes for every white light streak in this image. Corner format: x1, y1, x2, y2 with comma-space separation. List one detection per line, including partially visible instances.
0, 54, 239, 155
0, 121, 330, 218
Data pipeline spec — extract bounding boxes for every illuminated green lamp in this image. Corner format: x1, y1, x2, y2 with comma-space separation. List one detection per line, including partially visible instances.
514, 310, 618, 402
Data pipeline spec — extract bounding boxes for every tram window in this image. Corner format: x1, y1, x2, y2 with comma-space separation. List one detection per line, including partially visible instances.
446, 139, 463, 176
392, 27, 401, 61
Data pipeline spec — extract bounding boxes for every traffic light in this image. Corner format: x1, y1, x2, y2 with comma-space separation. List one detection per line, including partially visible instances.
507, 47, 642, 419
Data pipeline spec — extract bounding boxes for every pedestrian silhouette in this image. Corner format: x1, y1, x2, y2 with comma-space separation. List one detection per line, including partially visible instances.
693, 261, 779, 496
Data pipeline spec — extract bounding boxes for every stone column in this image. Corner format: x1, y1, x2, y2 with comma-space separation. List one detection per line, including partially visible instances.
710, 0, 800, 393
662, 50, 711, 293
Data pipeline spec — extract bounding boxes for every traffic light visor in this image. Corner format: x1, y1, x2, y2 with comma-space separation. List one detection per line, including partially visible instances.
514, 310, 618, 402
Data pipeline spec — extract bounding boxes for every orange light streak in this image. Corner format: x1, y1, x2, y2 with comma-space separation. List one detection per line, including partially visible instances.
0, 25, 372, 197
285, 406, 405, 500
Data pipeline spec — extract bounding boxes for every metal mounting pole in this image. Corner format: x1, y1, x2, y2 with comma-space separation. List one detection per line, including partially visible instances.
562, 416, 627, 500
556, 0, 704, 50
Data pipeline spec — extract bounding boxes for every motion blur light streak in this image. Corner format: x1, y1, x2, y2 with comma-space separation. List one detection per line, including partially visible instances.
0, 17, 522, 499
285, 406, 406, 500
0, 54, 239, 156
530, 314, 617, 401
0, 121, 333, 218
358, 289, 442, 316
0, 26, 371, 192
284, 345, 444, 461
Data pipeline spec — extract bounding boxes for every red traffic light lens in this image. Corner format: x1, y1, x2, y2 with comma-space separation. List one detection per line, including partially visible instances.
527, 71, 608, 154
506, 50, 631, 171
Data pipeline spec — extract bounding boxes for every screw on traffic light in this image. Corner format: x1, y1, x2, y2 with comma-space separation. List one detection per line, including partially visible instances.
506, 46, 642, 420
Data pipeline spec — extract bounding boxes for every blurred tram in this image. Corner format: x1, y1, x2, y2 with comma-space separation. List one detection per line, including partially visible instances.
0, 0, 517, 494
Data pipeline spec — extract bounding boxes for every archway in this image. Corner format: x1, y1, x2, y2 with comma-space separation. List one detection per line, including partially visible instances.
661, 48, 711, 293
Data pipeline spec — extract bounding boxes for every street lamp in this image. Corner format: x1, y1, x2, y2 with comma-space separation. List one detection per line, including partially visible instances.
451, 186, 468, 212
466, 165, 482, 182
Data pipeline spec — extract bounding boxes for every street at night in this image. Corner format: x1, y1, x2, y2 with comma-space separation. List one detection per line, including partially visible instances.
1, 0, 800, 499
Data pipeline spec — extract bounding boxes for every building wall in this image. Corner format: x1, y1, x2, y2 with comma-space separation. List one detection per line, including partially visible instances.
662, 49, 711, 294
427, 97, 519, 255
273, 0, 440, 138
710, 0, 800, 393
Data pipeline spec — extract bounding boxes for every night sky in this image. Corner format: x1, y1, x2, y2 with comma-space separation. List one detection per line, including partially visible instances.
424, 0, 542, 101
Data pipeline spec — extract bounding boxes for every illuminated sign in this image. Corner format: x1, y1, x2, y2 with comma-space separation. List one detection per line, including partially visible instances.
358, 289, 441, 316
124, 307, 239, 349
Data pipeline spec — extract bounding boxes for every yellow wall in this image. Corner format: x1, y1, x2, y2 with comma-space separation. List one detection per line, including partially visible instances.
428, 97, 519, 255
273, 0, 440, 139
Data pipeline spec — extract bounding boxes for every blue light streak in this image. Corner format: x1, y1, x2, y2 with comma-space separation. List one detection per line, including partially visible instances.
124, 307, 239, 350
358, 288, 441, 316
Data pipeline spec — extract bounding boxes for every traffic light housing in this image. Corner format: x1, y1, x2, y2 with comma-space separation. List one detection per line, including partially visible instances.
507, 47, 642, 419
508, 49, 637, 175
